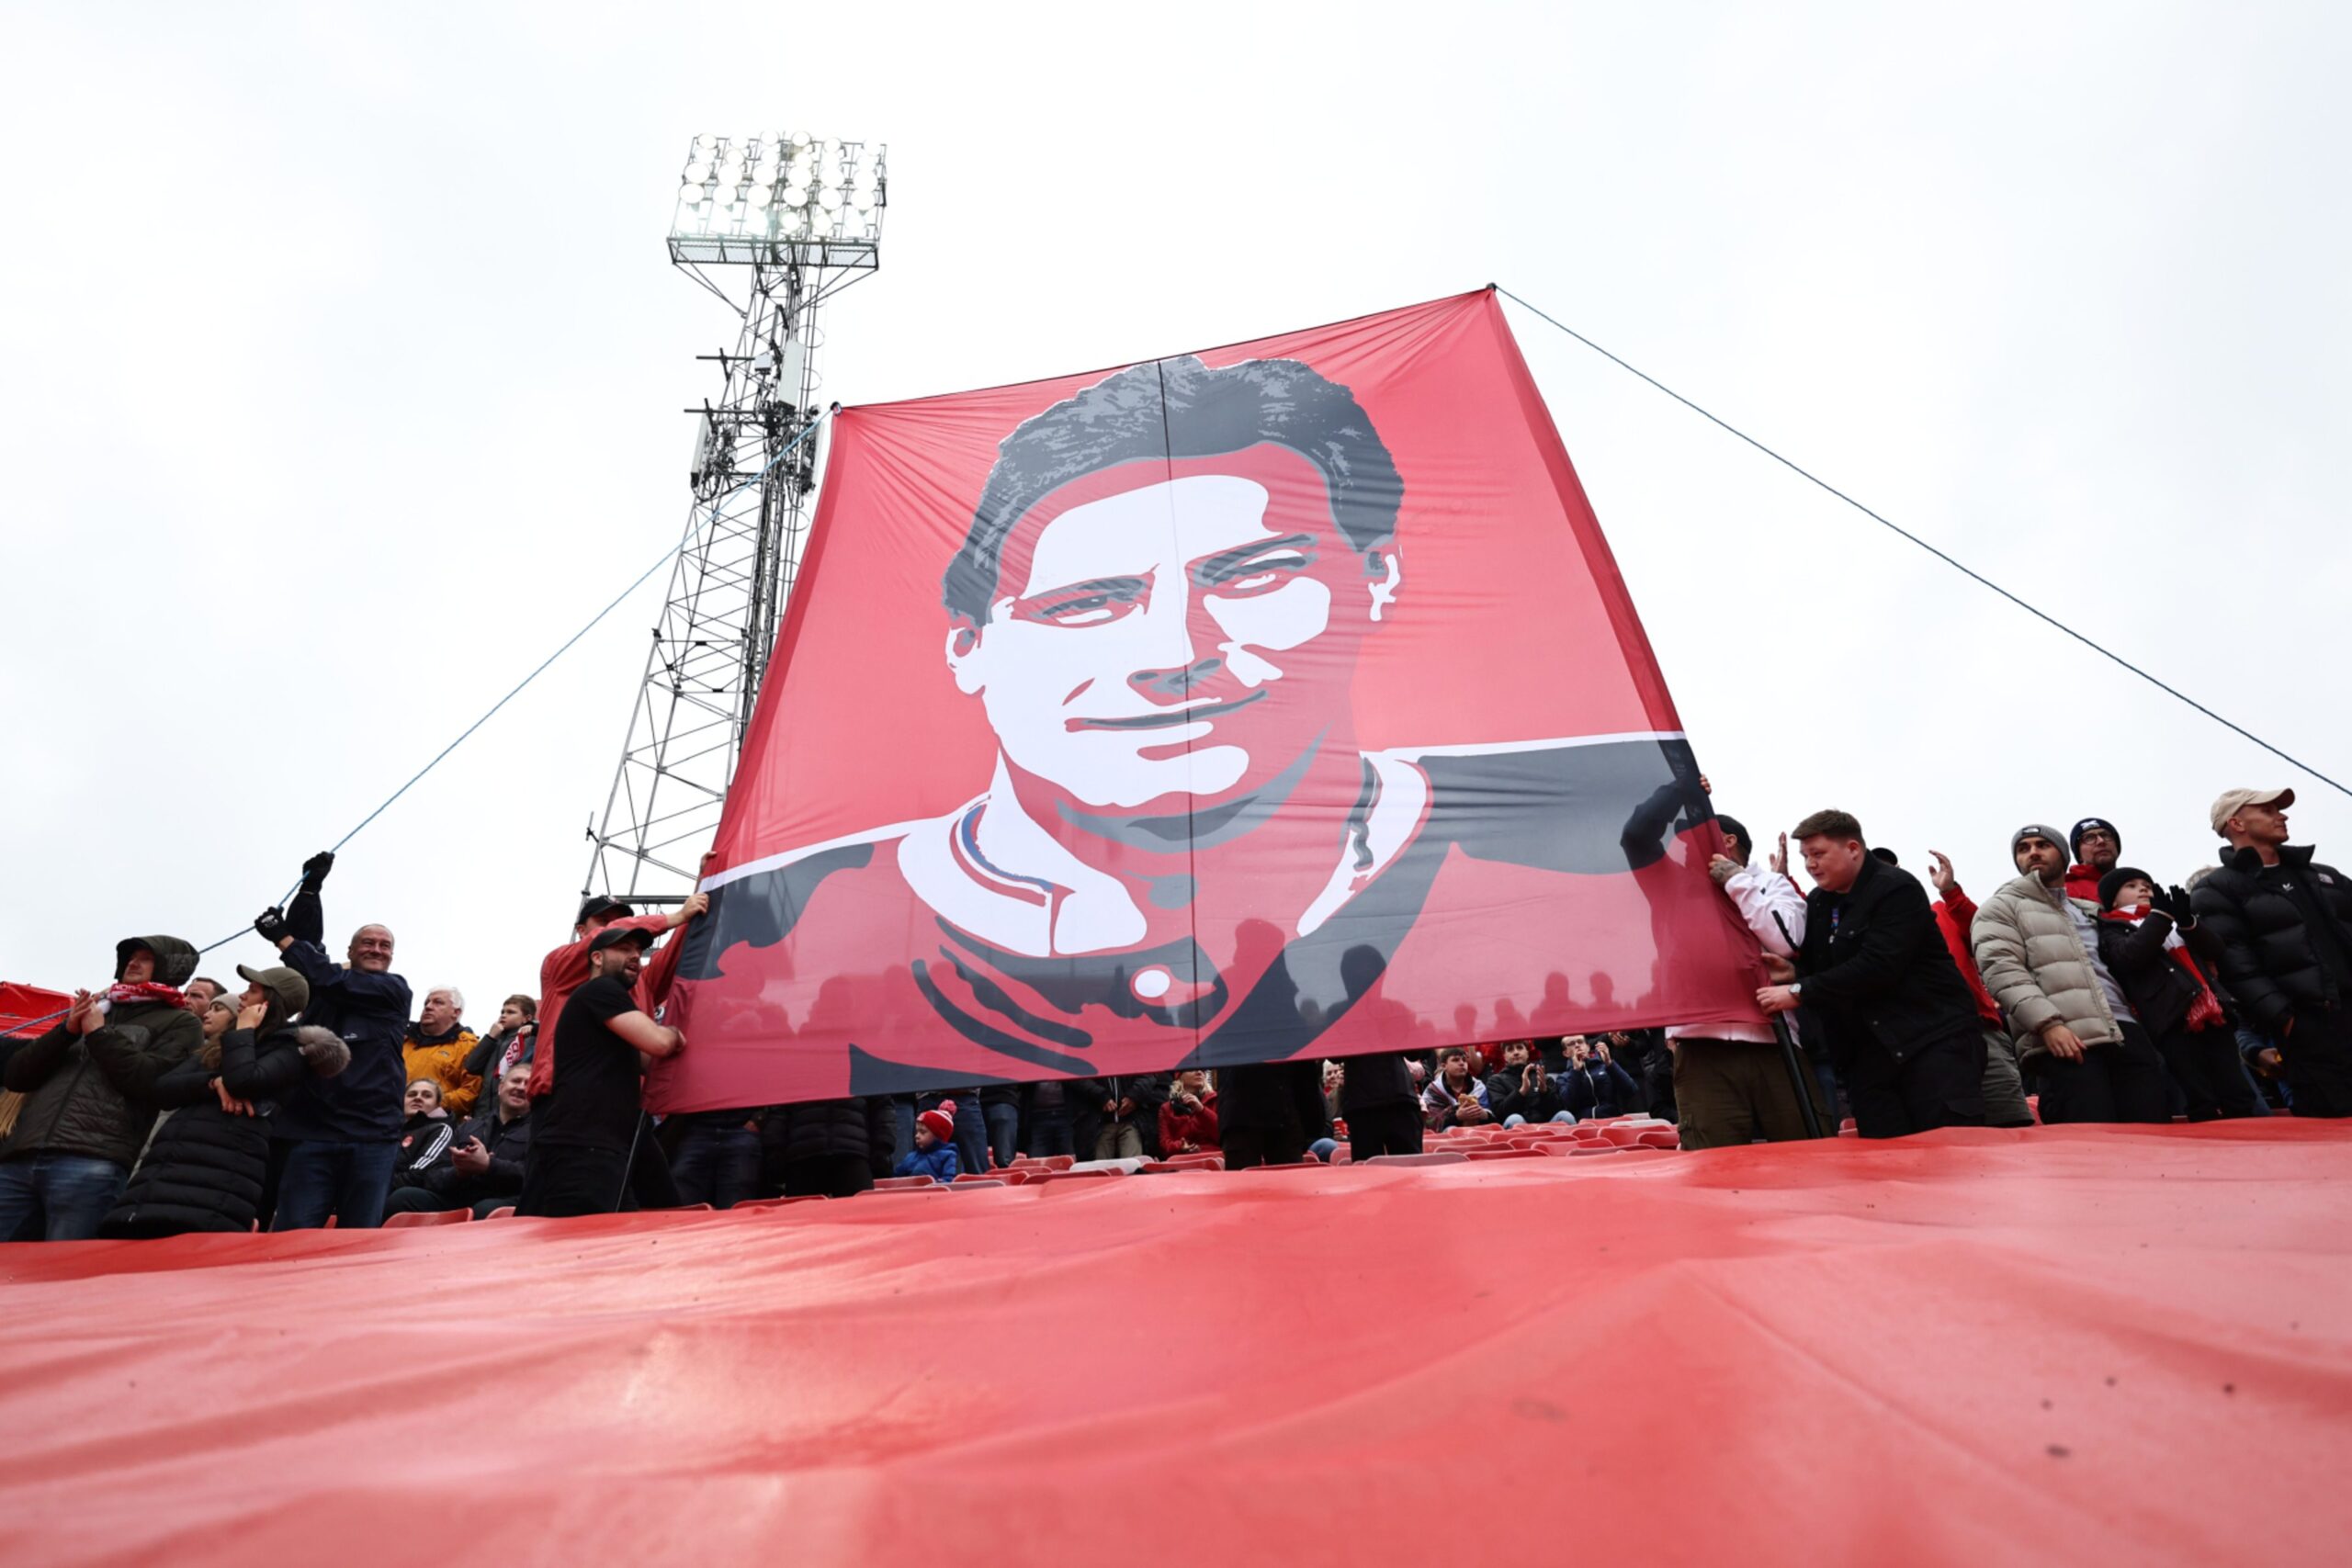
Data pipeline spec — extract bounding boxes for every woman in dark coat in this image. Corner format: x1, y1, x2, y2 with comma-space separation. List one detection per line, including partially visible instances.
97, 964, 349, 1237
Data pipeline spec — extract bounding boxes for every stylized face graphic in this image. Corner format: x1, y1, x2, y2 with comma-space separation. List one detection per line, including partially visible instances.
948, 458, 1399, 810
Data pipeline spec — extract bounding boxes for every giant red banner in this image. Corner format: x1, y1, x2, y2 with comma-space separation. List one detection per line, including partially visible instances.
653, 288, 1766, 1110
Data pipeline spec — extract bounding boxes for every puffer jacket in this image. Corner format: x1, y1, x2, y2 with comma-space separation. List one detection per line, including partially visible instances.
0, 934, 203, 1168
892, 1141, 960, 1181
2190, 844, 2352, 1036
763, 1097, 883, 1167
1971, 874, 2124, 1064
99, 1024, 350, 1236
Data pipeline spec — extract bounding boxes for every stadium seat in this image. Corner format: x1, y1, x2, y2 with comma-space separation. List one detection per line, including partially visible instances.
672, 1202, 715, 1211
1027, 1168, 1120, 1182
1635, 1130, 1681, 1149
1465, 1146, 1545, 1161
1362, 1151, 1467, 1166
873, 1175, 937, 1190
382, 1208, 471, 1228
734, 1196, 826, 1209
1568, 1145, 1628, 1157
483, 1206, 516, 1220
945, 1179, 1005, 1190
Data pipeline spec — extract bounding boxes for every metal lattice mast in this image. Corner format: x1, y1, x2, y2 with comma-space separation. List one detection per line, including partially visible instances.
584, 132, 886, 905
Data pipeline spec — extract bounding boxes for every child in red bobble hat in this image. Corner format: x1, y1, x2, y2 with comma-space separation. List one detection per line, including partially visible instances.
893, 1100, 963, 1181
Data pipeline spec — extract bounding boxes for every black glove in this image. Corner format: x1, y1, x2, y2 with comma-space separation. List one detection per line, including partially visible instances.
300, 851, 336, 894
2155, 884, 2194, 923
254, 907, 291, 945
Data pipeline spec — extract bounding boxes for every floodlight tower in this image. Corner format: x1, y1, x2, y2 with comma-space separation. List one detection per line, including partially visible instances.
582, 132, 886, 905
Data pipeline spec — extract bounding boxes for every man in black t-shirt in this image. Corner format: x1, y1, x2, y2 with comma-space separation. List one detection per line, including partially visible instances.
517, 928, 685, 1218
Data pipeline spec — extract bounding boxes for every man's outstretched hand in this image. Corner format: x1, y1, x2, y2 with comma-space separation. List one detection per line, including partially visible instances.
300, 851, 335, 894
254, 908, 291, 946
668, 891, 711, 928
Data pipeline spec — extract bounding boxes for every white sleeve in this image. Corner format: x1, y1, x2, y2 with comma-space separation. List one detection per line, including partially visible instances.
1726, 868, 1806, 956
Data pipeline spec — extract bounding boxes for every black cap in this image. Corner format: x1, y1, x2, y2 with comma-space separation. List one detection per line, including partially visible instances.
2097, 865, 2156, 910
588, 925, 656, 955
2070, 818, 2120, 860
577, 895, 635, 926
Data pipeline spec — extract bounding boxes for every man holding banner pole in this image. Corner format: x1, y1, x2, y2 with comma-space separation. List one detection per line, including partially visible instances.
1668, 815, 1828, 1146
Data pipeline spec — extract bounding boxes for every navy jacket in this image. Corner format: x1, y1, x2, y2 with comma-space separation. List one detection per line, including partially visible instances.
273, 939, 413, 1142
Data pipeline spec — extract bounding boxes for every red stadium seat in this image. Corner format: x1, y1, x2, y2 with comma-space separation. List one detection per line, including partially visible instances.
873, 1176, 937, 1190
1635, 1130, 1681, 1149
734, 1196, 827, 1209
382, 1209, 471, 1228
1465, 1147, 1545, 1161
1027, 1168, 1120, 1182
672, 1203, 716, 1212
482, 1206, 516, 1220
1363, 1151, 1467, 1167
946, 1179, 1005, 1190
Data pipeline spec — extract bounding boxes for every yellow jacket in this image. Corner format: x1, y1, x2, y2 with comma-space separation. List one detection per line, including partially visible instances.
402, 1028, 482, 1117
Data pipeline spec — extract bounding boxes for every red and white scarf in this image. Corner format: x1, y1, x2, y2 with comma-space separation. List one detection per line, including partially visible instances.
106, 980, 187, 1011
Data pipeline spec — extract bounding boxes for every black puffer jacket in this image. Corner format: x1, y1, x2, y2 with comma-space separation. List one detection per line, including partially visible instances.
2191, 845, 2352, 1036
1486, 1066, 1571, 1123
0, 935, 203, 1168
100, 1023, 350, 1236
763, 1097, 883, 1167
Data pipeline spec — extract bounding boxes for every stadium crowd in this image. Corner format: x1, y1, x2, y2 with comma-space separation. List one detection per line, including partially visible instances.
1, 785, 2345, 1239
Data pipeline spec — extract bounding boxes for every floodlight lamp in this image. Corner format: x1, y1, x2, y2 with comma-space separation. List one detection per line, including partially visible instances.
748, 186, 772, 208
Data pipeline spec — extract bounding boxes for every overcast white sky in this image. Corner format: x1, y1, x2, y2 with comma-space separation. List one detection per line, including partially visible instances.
5, 2, 2346, 1024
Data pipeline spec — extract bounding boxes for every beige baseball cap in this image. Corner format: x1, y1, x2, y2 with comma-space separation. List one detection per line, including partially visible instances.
2210, 787, 2294, 836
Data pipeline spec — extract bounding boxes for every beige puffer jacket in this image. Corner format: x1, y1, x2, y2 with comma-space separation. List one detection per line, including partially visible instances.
1969, 874, 2124, 1063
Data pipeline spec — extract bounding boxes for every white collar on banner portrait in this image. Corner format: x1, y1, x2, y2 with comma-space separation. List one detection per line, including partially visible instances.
898, 751, 1436, 959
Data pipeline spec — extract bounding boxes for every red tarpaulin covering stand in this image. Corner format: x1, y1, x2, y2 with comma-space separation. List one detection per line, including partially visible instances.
0, 983, 69, 1039
3, 1122, 2347, 1567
